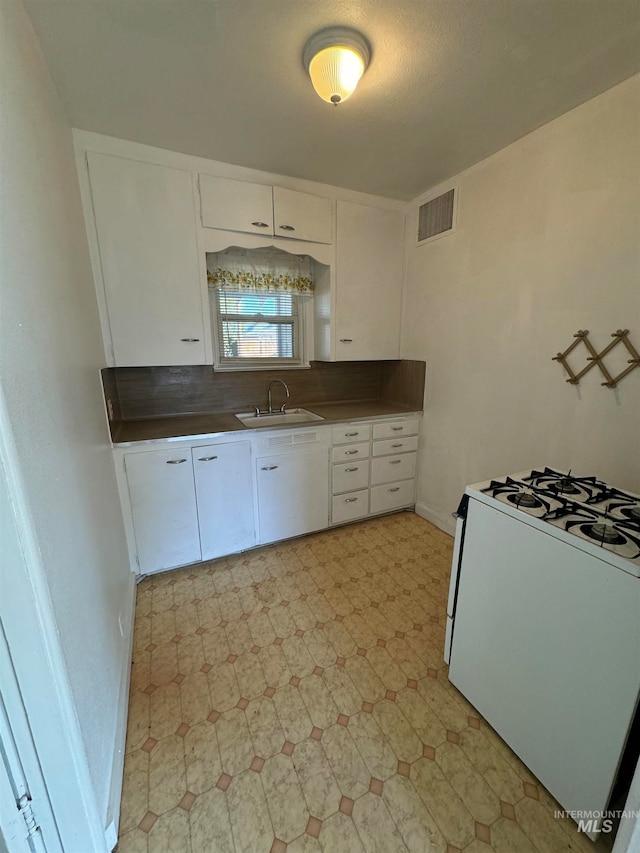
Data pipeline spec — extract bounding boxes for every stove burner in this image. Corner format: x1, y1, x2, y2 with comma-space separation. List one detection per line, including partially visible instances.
580, 522, 627, 546
556, 478, 580, 495
622, 506, 640, 523
507, 491, 542, 509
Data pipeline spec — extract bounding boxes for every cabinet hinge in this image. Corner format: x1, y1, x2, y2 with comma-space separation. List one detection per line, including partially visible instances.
17, 794, 39, 838
123, 458, 127, 473
135, 554, 140, 568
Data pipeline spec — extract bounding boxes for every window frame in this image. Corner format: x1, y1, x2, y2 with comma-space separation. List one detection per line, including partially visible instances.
210, 287, 311, 371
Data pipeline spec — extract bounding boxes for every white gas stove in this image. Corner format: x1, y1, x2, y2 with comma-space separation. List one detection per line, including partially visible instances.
445, 467, 640, 841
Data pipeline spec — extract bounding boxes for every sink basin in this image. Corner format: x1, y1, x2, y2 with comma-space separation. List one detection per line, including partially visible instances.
235, 407, 325, 427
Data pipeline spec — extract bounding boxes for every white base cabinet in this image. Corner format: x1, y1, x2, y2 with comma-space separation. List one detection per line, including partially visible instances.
124, 448, 201, 575
257, 447, 329, 544
117, 414, 419, 575
193, 442, 255, 559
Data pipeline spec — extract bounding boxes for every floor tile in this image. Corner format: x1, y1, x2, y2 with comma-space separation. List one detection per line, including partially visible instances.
120, 514, 602, 853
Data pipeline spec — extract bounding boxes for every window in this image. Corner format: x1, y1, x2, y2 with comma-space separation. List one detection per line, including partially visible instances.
207, 246, 314, 371
211, 289, 306, 369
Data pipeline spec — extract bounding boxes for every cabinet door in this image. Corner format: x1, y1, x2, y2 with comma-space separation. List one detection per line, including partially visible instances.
335, 202, 405, 360
125, 450, 201, 574
88, 153, 205, 366
257, 448, 329, 544
273, 187, 333, 244
199, 174, 274, 235
192, 442, 255, 560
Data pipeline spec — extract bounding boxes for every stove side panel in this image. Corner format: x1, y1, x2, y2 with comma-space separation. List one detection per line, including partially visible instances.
448, 498, 640, 821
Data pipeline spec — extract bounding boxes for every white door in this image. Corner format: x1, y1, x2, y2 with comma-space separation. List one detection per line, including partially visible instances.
88, 152, 205, 366
192, 442, 255, 560
272, 187, 333, 244
335, 202, 405, 360
125, 450, 201, 574
199, 174, 274, 235
257, 448, 329, 544
0, 626, 57, 853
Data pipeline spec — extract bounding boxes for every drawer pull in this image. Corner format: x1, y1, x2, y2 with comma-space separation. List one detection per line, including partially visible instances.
388, 487, 400, 492
345, 467, 359, 472
279, 224, 295, 231
390, 459, 401, 465
166, 459, 187, 464
251, 221, 269, 228
261, 465, 279, 471
345, 497, 358, 503
181, 338, 200, 342
345, 450, 359, 455
391, 426, 404, 431
340, 338, 353, 343
391, 443, 404, 448
345, 431, 359, 437
198, 456, 218, 462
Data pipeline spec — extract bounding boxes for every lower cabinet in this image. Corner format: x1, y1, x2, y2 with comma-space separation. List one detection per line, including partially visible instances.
193, 442, 255, 560
124, 448, 201, 575
256, 447, 329, 544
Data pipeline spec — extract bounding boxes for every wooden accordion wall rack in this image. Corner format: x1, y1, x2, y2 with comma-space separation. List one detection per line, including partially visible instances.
553, 329, 640, 389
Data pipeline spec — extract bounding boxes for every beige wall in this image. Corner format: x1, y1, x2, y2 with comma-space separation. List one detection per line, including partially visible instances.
401, 74, 640, 532
0, 0, 133, 828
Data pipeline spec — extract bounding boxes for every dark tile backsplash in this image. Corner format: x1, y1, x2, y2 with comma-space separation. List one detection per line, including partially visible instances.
102, 360, 425, 421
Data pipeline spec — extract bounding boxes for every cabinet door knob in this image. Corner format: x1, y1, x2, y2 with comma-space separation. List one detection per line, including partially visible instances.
345, 431, 359, 437
390, 459, 401, 464
340, 338, 353, 343
261, 465, 279, 471
166, 459, 187, 464
391, 426, 403, 431
345, 450, 359, 455
279, 224, 295, 231
345, 497, 358, 503
251, 221, 269, 228
391, 443, 404, 448
388, 487, 400, 492
181, 338, 200, 342
345, 467, 359, 472
198, 456, 218, 462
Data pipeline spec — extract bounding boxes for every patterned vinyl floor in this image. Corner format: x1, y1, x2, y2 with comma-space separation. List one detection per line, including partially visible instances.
117, 511, 603, 853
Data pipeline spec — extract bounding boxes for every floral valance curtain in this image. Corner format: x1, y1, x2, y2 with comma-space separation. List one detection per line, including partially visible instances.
207, 247, 314, 295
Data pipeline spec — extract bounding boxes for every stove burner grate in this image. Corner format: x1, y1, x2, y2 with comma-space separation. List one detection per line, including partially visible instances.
581, 522, 627, 546
507, 491, 542, 509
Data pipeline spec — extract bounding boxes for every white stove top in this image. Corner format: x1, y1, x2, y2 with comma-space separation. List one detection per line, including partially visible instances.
466, 467, 640, 576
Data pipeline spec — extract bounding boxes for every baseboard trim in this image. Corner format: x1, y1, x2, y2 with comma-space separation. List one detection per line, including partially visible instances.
415, 501, 456, 536
105, 573, 136, 848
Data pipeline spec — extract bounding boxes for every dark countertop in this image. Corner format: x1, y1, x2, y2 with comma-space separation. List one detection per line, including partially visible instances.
110, 400, 420, 445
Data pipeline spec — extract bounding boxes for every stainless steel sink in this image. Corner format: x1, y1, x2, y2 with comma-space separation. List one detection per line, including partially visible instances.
235, 408, 325, 427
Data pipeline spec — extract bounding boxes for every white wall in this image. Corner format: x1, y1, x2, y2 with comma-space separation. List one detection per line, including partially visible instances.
402, 74, 640, 532
0, 0, 134, 833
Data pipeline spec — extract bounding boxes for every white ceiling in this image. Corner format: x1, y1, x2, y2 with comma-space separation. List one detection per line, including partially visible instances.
24, 0, 640, 200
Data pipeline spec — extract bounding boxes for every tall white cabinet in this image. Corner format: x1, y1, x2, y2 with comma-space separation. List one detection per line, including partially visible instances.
87, 152, 205, 366
334, 201, 405, 360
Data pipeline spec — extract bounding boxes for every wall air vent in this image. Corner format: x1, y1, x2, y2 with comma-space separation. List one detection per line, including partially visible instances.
417, 188, 455, 244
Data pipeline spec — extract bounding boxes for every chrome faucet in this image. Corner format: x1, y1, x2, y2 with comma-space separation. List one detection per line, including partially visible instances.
267, 379, 290, 414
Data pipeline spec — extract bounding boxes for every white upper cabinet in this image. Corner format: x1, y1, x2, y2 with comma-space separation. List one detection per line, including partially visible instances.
272, 186, 333, 244
199, 174, 274, 236
335, 202, 405, 361
88, 153, 205, 366
199, 174, 333, 244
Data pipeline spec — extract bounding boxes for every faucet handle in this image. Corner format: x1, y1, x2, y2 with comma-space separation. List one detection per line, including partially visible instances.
280, 402, 288, 414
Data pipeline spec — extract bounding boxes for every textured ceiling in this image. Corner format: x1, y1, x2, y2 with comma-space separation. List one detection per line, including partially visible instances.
24, 0, 640, 199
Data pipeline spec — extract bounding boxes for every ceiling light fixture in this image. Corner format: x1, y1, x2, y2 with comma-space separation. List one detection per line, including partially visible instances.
302, 27, 370, 106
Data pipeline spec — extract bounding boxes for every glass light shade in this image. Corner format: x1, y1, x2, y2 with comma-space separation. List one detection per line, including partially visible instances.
308, 45, 366, 105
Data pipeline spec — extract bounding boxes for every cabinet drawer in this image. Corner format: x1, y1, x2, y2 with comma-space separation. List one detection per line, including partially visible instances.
371, 452, 417, 485
370, 480, 415, 514
331, 442, 369, 464
332, 460, 370, 494
372, 418, 420, 440
373, 435, 419, 457
331, 423, 372, 445
332, 490, 369, 524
